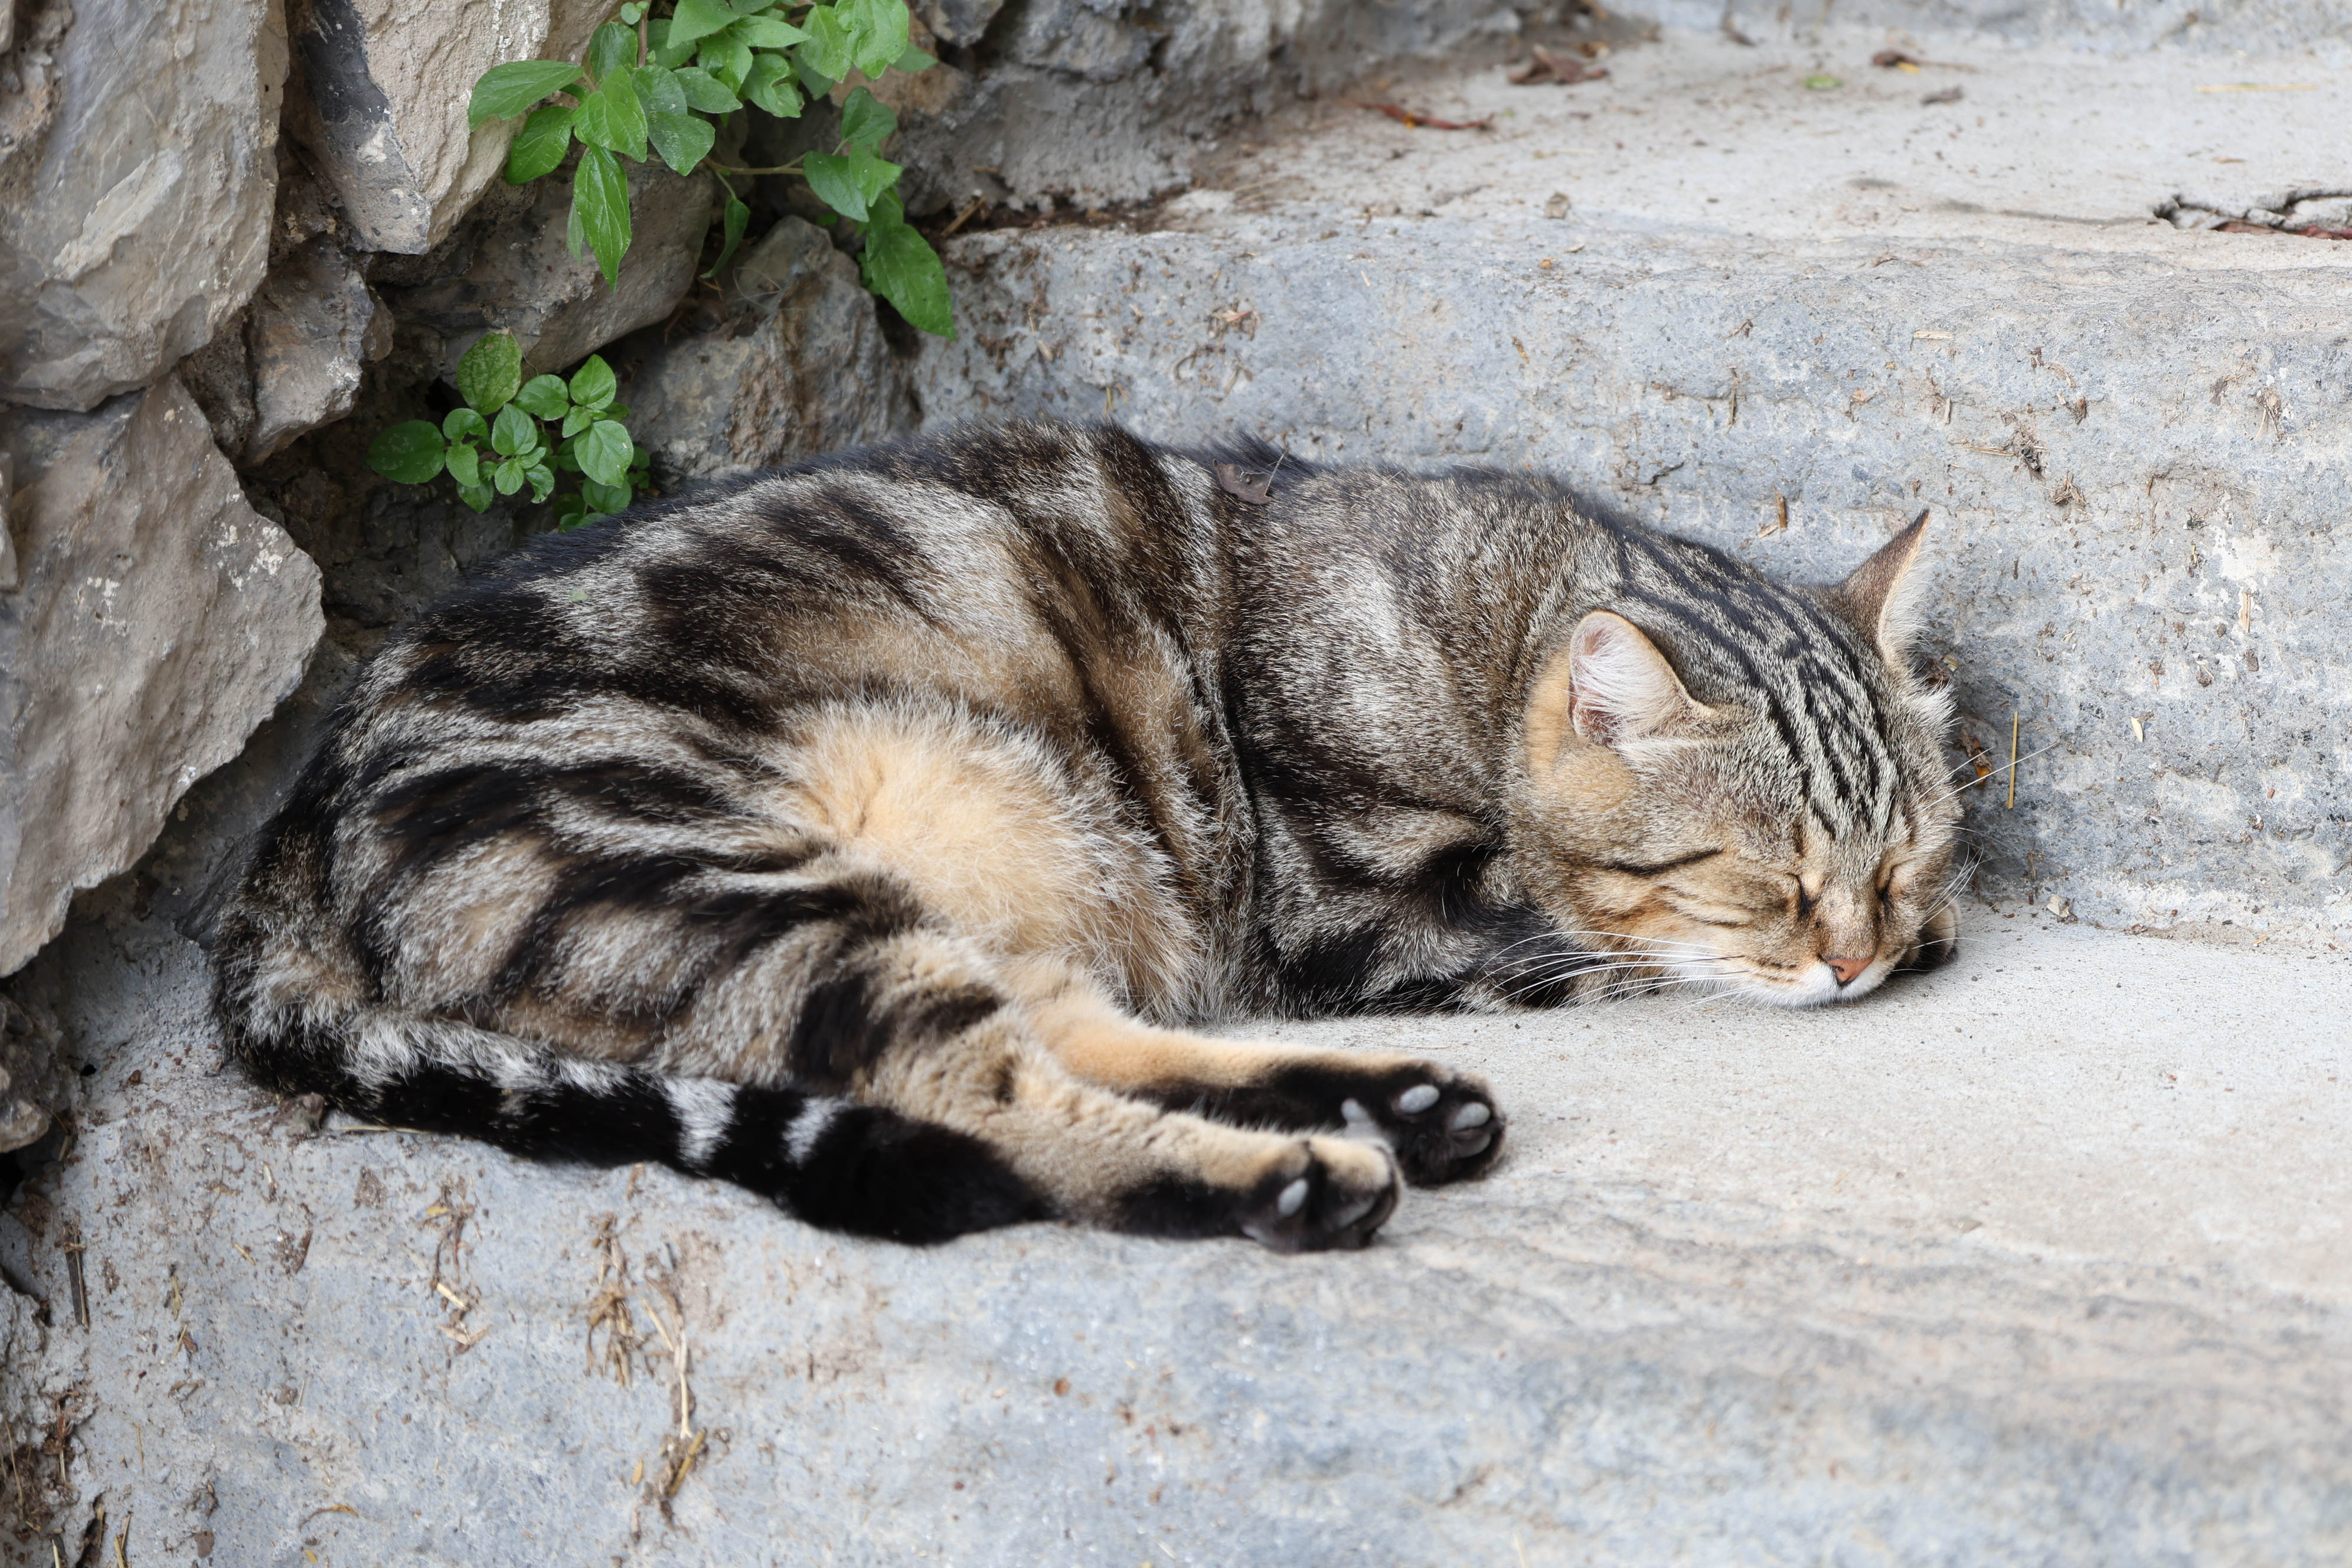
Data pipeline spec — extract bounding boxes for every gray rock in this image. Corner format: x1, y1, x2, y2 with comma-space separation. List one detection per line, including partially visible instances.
609, 218, 919, 484
1000, 0, 1157, 81
0, 452, 15, 593
285, 0, 614, 255
178, 241, 393, 464
0, 0, 289, 411
0, 380, 322, 976
0, 994, 61, 1154
248, 242, 394, 461
913, 0, 1006, 46
378, 155, 718, 383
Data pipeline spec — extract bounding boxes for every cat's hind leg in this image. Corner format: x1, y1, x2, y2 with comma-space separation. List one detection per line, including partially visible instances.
772, 923, 1401, 1250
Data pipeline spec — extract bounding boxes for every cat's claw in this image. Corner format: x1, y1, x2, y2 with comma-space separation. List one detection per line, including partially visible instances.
1239, 1137, 1399, 1253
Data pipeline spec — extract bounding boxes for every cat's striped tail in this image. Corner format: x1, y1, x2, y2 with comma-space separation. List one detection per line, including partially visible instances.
215, 986, 1044, 1244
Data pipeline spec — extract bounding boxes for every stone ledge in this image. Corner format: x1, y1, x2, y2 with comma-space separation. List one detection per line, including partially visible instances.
0, 897, 2344, 1564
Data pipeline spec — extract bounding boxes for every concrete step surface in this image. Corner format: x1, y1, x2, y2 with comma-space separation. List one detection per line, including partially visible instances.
912, 22, 2352, 943
2, 888, 2347, 1564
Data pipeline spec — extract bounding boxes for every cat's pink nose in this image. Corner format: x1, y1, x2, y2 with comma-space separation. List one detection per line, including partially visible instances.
1823, 954, 1870, 987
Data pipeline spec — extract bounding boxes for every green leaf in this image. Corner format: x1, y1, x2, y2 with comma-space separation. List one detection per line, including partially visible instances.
729, 0, 772, 12
635, 61, 690, 116
456, 332, 523, 414
556, 492, 589, 527
458, 481, 497, 514
568, 354, 618, 410
647, 110, 716, 176
731, 13, 809, 48
802, 146, 900, 221
587, 21, 636, 82
574, 67, 648, 161
672, 66, 742, 113
506, 104, 575, 185
515, 374, 571, 420
494, 456, 527, 496
839, 0, 910, 80
445, 442, 482, 488
703, 195, 752, 279
366, 420, 446, 484
469, 60, 584, 128
668, 0, 740, 47
526, 463, 558, 504
620, 2, 646, 23
839, 86, 897, 151
576, 420, 635, 486
583, 479, 635, 514
796, 6, 854, 81
894, 41, 937, 72
572, 144, 633, 285
491, 404, 538, 456
648, 19, 696, 68
861, 193, 953, 337
566, 183, 587, 257
562, 405, 598, 438
698, 33, 754, 91
794, 54, 838, 98
442, 407, 491, 445
741, 50, 803, 117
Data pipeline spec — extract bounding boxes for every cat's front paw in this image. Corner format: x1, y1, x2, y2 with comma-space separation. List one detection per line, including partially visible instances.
1341, 1066, 1504, 1187
1238, 1136, 1400, 1253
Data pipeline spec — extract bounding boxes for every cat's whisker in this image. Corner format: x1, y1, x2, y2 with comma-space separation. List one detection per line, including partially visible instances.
1584, 972, 1722, 1007
1500, 953, 1734, 1002
1487, 943, 1723, 981
1498, 945, 1732, 976
1492, 946, 1719, 975
1922, 741, 2063, 815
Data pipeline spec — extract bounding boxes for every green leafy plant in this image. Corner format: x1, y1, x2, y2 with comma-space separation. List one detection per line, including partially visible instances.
466, 0, 952, 336
370, 1, 950, 525
367, 332, 651, 528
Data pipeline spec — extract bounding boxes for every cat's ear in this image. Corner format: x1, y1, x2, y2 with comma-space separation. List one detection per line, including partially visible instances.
1830, 512, 1930, 660
1563, 610, 1707, 748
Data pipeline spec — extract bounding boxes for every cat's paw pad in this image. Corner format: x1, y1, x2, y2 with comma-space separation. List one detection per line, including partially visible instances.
1341, 1066, 1504, 1187
1239, 1136, 1399, 1253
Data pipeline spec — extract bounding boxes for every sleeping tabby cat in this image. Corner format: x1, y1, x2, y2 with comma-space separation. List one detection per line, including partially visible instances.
214, 421, 1960, 1251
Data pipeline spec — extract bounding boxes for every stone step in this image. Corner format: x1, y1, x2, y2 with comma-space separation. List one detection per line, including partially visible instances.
910, 22, 2352, 943
4, 896, 2346, 1563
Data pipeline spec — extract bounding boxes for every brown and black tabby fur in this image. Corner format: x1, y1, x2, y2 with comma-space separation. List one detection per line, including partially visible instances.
214, 422, 1961, 1251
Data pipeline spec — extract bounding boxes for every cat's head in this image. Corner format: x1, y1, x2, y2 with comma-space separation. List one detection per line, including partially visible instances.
1515, 519, 1962, 1007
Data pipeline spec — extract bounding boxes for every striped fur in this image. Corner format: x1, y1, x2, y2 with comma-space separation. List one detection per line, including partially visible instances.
213, 422, 1959, 1250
